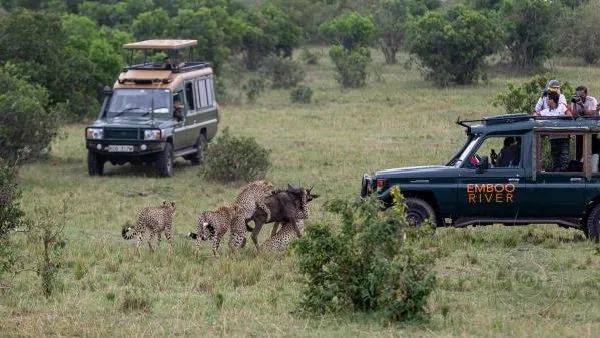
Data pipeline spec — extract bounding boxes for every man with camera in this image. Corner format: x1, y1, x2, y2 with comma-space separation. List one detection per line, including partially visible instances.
570, 85, 598, 116
535, 79, 568, 114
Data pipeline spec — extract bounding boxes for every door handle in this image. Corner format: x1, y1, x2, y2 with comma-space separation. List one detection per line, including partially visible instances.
508, 178, 520, 184
570, 177, 584, 183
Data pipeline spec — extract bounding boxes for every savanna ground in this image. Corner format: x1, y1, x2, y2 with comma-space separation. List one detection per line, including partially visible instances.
2, 48, 600, 336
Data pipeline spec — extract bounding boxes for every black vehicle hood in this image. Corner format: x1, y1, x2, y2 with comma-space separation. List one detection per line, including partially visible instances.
89, 117, 177, 129
375, 165, 457, 179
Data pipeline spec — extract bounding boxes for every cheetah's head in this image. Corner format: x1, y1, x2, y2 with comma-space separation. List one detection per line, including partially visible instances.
162, 201, 176, 212
197, 213, 215, 241
121, 222, 134, 240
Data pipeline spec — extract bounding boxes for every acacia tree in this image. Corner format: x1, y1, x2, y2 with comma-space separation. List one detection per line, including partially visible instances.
406, 5, 501, 86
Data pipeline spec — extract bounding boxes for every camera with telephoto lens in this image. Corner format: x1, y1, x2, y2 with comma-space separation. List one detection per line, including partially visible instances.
571, 93, 583, 105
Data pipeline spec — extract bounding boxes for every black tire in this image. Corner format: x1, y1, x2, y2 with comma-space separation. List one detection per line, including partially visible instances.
585, 204, 600, 242
404, 198, 436, 227
189, 133, 207, 166
155, 142, 174, 177
87, 151, 104, 176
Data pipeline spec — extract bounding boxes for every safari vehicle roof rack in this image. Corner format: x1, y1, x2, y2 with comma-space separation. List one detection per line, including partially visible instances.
456, 114, 532, 127
122, 39, 211, 74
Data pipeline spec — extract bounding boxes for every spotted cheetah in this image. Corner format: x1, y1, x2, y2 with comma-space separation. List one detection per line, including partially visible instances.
192, 204, 246, 255
122, 201, 176, 254
261, 220, 305, 252
229, 180, 275, 251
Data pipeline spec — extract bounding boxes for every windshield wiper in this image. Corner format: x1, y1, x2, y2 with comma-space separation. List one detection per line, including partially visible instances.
140, 107, 169, 116
112, 107, 146, 117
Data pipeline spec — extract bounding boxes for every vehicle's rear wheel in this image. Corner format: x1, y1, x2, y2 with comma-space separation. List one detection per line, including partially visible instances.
404, 198, 436, 227
155, 142, 174, 177
189, 133, 207, 166
87, 151, 104, 176
585, 204, 600, 242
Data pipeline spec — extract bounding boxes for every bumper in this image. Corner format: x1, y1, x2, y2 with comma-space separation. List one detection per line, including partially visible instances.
86, 140, 166, 157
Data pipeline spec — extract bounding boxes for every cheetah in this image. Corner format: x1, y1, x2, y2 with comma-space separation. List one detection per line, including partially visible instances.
228, 180, 275, 251
122, 201, 176, 254
192, 204, 246, 255
261, 220, 305, 252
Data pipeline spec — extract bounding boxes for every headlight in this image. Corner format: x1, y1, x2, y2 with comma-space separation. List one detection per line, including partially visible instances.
86, 128, 103, 140
144, 129, 162, 140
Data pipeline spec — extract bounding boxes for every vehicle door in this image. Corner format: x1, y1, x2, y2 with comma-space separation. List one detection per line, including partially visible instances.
175, 81, 200, 149
185, 76, 218, 144
457, 135, 525, 218
171, 89, 188, 150
521, 132, 587, 218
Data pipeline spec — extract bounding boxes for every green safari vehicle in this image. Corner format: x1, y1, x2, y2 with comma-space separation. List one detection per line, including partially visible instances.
361, 114, 600, 241
85, 39, 218, 177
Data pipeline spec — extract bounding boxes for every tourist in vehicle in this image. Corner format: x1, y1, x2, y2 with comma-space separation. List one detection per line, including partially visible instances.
535, 92, 570, 171
570, 85, 598, 116
497, 137, 519, 167
535, 91, 570, 117
163, 56, 174, 70
535, 79, 567, 114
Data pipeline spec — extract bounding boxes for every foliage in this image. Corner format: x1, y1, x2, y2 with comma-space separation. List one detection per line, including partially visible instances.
501, 0, 556, 69
241, 4, 301, 70
131, 8, 171, 41
329, 45, 371, 88
299, 48, 320, 65
0, 67, 61, 163
0, 160, 23, 281
406, 5, 501, 86
320, 11, 376, 50
261, 56, 305, 89
372, 0, 439, 64
566, 0, 600, 64
203, 128, 271, 182
493, 75, 574, 114
243, 77, 266, 103
290, 85, 313, 103
294, 190, 437, 321
28, 196, 70, 298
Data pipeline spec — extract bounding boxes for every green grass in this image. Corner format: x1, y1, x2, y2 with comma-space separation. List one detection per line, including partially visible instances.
2, 49, 600, 336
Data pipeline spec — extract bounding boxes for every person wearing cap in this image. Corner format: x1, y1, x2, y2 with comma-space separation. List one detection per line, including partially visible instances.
535, 79, 568, 114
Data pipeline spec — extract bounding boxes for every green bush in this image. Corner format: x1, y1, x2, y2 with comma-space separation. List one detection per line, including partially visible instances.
406, 5, 501, 86
493, 75, 574, 114
294, 189, 437, 321
501, 0, 555, 69
203, 128, 271, 183
329, 45, 371, 88
0, 67, 61, 163
299, 48, 320, 65
261, 56, 305, 89
0, 160, 24, 281
320, 11, 376, 50
243, 77, 266, 103
290, 85, 313, 103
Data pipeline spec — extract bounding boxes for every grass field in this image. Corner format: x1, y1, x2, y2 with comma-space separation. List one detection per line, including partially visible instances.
2, 49, 600, 336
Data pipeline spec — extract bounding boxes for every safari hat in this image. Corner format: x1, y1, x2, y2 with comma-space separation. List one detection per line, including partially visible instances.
546, 79, 561, 92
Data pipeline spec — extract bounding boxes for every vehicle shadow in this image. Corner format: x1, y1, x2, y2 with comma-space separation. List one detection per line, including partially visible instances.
101, 160, 198, 178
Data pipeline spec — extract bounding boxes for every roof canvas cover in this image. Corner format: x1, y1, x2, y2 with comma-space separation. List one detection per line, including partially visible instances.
123, 40, 198, 50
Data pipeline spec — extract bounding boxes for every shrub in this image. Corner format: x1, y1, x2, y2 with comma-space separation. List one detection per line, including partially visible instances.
294, 189, 436, 321
290, 85, 313, 103
261, 56, 306, 89
0, 67, 61, 163
320, 12, 376, 50
329, 45, 371, 88
203, 128, 271, 183
569, 0, 600, 64
406, 5, 501, 86
493, 75, 574, 114
243, 77, 266, 103
0, 161, 24, 281
501, 0, 555, 69
299, 48, 320, 65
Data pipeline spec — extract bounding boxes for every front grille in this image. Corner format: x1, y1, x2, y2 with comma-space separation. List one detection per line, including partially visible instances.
104, 128, 139, 140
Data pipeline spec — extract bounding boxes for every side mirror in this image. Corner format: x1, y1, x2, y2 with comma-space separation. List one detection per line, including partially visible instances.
476, 156, 490, 174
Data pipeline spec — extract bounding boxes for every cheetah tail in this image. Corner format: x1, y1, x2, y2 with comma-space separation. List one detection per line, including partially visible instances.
188, 232, 198, 240
121, 221, 134, 240
245, 223, 254, 232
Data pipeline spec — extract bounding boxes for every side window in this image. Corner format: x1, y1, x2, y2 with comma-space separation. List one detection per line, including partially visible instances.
206, 77, 214, 106
537, 133, 584, 173
465, 136, 522, 169
198, 79, 208, 107
185, 82, 195, 111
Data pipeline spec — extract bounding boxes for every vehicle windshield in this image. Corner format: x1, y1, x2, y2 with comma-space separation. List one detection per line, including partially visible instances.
106, 89, 171, 118
447, 136, 479, 167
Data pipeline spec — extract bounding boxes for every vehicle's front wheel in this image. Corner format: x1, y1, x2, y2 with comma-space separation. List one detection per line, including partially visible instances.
188, 133, 207, 166
404, 198, 436, 227
585, 204, 600, 242
155, 143, 174, 177
87, 151, 104, 176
